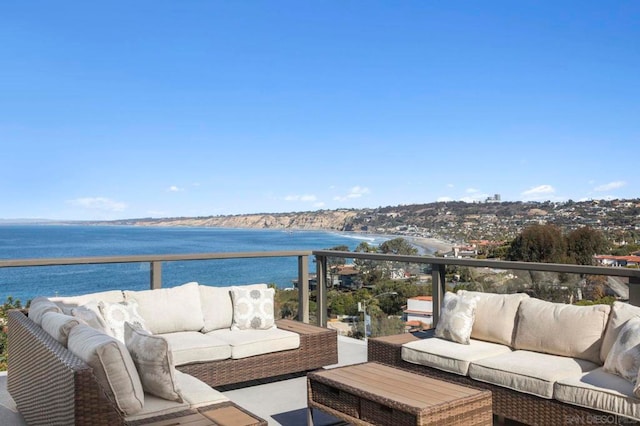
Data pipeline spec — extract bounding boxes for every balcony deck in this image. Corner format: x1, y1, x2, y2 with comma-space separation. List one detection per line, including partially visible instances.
0, 335, 367, 426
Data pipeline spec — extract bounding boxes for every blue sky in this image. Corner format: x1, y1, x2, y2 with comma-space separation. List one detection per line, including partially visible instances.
1, 1, 638, 220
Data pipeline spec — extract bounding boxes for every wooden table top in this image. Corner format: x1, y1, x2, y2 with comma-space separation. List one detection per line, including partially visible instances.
308, 362, 490, 412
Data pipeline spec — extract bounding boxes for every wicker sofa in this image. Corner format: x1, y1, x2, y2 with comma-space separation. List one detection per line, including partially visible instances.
369, 291, 640, 425
8, 282, 337, 425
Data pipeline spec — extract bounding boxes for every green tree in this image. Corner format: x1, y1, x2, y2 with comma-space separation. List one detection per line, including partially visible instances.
378, 238, 418, 255
1, 297, 25, 371
507, 224, 566, 263
565, 227, 609, 265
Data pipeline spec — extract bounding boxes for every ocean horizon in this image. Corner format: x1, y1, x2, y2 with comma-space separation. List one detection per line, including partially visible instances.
0, 224, 422, 303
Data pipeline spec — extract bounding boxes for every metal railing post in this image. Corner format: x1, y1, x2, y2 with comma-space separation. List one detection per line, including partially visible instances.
629, 276, 640, 307
432, 264, 446, 327
316, 255, 328, 327
150, 261, 162, 290
297, 255, 310, 323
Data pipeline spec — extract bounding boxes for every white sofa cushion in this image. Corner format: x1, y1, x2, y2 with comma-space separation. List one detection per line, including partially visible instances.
435, 291, 478, 345
603, 316, 640, 384
124, 282, 204, 334
199, 284, 267, 332
554, 367, 640, 422
160, 331, 231, 365
207, 328, 301, 359
174, 371, 229, 408
51, 290, 125, 313
29, 297, 62, 326
68, 324, 144, 416
514, 298, 610, 364
123, 371, 228, 422
401, 336, 512, 376
601, 302, 640, 364
468, 350, 598, 399
458, 290, 529, 346
230, 286, 276, 331
124, 322, 182, 402
40, 311, 81, 346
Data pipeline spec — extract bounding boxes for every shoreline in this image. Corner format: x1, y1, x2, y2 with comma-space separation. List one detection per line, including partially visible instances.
406, 236, 454, 255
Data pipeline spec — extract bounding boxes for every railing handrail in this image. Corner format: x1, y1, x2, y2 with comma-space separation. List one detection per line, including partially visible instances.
312, 250, 640, 278
0, 250, 313, 268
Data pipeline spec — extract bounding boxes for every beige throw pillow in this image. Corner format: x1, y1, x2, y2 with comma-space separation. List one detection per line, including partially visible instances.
230, 287, 276, 331
70, 301, 111, 335
68, 324, 144, 416
435, 291, 479, 345
98, 300, 147, 342
604, 317, 640, 384
124, 322, 183, 402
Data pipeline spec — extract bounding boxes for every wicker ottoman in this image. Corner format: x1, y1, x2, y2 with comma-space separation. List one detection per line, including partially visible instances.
307, 362, 492, 426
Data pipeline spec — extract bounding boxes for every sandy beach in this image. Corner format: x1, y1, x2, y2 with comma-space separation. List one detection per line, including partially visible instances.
406, 236, 454, 255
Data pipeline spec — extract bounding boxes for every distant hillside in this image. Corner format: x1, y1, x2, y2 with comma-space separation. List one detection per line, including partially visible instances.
98, 198, 640, 244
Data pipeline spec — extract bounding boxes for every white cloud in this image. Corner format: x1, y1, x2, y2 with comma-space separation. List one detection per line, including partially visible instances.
522, 185, 555, 196
68, 197, 127, 212
313, 202, 325, 208
594, 181, 626, 192
437, 196, 453, 202
521, 185, 556, 201
167, 185, 183, 192
466, 188, 479, 194
334, 186, 370, 201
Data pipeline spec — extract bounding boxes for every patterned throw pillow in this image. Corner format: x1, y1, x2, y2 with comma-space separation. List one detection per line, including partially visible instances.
70, 301, 111, 335
124, 322, 183, 402
98, 300, 147, 342
604, 317, 640, 384
230, 287, 276, 331
435, 291, 479, 345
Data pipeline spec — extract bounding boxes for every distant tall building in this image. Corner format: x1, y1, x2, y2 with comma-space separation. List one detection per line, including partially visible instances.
485, 194, 501, 203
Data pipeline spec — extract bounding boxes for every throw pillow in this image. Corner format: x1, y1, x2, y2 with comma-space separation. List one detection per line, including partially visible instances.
435, 291, 479, 345
604, 317, 640, 384
230, 287, 276, 331
124, 322, 183, 402
98, 299, 147, 342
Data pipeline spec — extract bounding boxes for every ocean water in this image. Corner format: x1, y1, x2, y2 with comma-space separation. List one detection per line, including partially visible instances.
0, 225, 390, 303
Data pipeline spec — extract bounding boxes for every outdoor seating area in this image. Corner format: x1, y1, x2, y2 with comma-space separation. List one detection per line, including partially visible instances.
6, 282, 338, 425
369, 290, 640, 425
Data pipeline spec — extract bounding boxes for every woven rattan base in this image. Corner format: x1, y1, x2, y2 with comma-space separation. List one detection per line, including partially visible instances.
368, 332, 639, 426
307, 362, 492, 426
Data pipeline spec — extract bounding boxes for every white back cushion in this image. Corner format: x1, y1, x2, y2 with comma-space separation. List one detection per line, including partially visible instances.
124, 282, 203, 334
514, 298, 610, 364
199, 283, 267, 332
68, 324, 144, 416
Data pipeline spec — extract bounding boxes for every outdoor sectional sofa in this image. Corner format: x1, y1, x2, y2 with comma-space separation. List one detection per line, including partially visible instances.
369, 291, 640, 425
8, 282, 337, 425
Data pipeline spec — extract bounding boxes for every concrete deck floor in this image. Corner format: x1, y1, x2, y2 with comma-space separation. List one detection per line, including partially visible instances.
0, 335, 367, 426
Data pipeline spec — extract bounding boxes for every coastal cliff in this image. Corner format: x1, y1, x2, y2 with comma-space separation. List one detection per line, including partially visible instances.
125, 210, 359, 231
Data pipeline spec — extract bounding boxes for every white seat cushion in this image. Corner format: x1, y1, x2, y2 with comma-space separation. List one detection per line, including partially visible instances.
207, 328, 300, 359
175, 371, 228, 408
401, 337, 512, 376
554, 367, 640, 422
468, 350, 598, 399
160, 331, 232, 365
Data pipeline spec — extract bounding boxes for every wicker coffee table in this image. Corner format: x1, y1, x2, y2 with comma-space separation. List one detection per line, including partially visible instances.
307, 362, 492, 426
